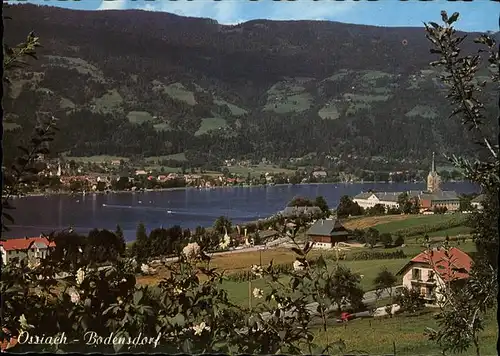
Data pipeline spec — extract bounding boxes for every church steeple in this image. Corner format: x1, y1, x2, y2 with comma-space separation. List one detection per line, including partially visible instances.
427, 152, 441, 193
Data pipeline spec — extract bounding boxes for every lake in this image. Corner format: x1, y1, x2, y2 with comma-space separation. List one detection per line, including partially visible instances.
5, 182, 479, 242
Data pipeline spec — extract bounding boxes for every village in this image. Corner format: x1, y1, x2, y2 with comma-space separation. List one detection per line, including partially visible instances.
10, 151, 468, 196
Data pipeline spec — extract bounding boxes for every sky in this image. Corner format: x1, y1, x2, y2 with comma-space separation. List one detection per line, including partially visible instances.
6, 0, 500, 32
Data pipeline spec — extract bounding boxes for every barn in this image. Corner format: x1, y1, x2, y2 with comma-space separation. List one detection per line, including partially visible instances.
306, 219, 350, 249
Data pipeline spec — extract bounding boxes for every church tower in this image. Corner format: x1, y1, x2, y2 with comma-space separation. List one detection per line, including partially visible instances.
426, 152, 441, 192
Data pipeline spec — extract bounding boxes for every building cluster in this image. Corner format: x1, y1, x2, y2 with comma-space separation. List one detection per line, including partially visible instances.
303, 218, 474, 307
353, 153, 461, 213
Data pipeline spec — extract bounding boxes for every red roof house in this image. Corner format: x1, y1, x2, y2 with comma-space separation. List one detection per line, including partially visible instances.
396, 247, 473, 305
0, 237, 56, 265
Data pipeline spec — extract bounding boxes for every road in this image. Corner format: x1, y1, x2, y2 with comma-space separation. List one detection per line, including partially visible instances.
258, 286, 401, 321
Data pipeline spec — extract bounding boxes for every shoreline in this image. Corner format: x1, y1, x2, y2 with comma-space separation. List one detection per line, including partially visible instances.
8, 180, 470, 199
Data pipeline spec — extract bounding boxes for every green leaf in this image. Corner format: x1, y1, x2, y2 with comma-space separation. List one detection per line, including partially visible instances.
167, 313, 186, 327
316, 255, 327, 269
2, 212, 14, 224
428, 22, 440, 29
182, 338, 193, 353
133, 290, 143, 304
113, 341, 124, 353
448, 12, 459, 25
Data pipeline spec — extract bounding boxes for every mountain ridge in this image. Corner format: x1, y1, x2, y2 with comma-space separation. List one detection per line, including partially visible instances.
3, 4, 497, 168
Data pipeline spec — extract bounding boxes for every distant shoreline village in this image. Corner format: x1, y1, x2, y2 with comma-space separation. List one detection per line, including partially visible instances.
353, 153, 461, 213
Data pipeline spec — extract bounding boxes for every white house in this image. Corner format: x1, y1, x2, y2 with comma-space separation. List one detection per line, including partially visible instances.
312, 170, 327, 179
0, 236, 56, 265
396, 247, 472, 306
352, 191, 401, 210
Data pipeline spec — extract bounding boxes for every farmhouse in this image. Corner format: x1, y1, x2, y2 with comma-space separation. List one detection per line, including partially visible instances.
417, 190, 460, 212
306, 219, 350, 249
353, 153, 460, 212
396, 247, 472, 306
282, 206, 322, 218
0, 236, 56, 265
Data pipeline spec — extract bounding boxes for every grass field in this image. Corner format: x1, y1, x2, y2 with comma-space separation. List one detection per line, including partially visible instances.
137, 238, 476, 307
93, 89, 123, 113
405, 104, 438, 119
126, 111, 154, 124
214, 98, 248, 116
195, 117, 229, 136
64, 155, 130, 163
425, 225, 472, 237
312, 309, 498, 355
153, 123, 172, 132
152, 81, 197, 106
201, 241, 475, 307
45, 55, 105, 82
264, 80, 314, 113
145, 153, 188, 163
374, 214, 467, 234
318, 102, 340, 120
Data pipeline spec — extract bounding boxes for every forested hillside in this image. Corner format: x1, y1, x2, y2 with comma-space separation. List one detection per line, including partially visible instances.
3, 4, 497, 166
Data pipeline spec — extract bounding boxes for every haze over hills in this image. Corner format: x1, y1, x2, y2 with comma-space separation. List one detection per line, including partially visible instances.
3, 4, 497, 168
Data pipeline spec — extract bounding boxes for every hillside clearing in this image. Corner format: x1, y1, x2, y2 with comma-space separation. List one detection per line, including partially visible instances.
214, 98, 248, 116
195, 117, 229, 136
92, 89, 123, 113
126, 111, 154, 124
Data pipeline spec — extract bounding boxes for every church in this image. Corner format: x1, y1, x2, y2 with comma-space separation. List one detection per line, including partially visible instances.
353, 153, 460, 213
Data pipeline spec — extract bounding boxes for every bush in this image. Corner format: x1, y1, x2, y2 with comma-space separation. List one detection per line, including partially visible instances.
379, 233, 393, 248
395, 287, 426, 315
394, 234, 405, 247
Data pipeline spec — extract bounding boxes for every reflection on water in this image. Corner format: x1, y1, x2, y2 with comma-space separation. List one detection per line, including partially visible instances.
5, 182, 479, 242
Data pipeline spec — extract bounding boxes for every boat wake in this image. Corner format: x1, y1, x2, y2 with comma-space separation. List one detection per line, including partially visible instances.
101, 204, 258, 220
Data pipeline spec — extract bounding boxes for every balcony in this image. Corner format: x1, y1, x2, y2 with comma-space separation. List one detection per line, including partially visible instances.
411, 278, 436, 286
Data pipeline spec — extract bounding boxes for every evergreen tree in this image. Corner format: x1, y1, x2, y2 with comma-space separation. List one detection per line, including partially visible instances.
314, 196, 330, 217
132, 222, 149, 262
115, 224, 126, 256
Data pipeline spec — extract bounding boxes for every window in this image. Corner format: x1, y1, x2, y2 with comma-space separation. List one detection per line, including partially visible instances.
420, 287, 426, 297
427, 270, 435, 282
412, 268, 421, 280
427, 286, 435, 300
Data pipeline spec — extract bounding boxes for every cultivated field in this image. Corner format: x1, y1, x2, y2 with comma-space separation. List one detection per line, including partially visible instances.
374, 213, 467, 234
343, 215, 411, 230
